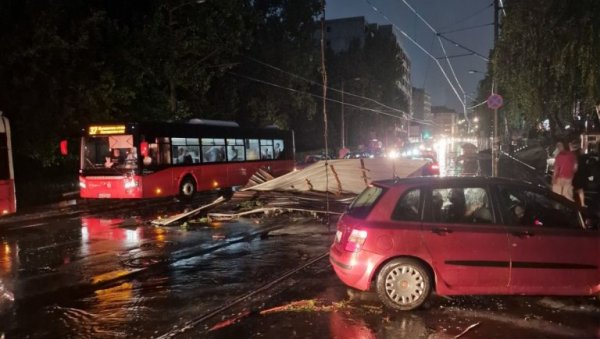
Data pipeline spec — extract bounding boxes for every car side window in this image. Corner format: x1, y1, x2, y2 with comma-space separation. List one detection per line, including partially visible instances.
427, 187, 492, 224
497, 185, 582, 229
391, 188, 421, 221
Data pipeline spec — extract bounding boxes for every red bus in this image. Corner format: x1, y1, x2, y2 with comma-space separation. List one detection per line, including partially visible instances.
0, 112, 16, 214
78, 120, 294, 199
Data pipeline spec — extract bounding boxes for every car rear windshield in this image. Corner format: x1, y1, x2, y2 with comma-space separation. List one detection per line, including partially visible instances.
347, 186, 386, 219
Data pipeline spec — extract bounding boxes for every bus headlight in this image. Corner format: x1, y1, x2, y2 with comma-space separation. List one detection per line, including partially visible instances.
79, 181, 87, 189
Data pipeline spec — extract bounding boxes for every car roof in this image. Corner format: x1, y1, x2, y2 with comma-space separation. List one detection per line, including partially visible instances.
373, 176, 546, 190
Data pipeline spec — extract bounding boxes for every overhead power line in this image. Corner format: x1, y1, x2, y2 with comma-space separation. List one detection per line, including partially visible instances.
400, 0, 466, 97
244, 56, 408, 117
364, 0, 465, 108
437, 34, 489, 62
498, 0, 507, 16
439, 22, 493, 35
439, 2, 494, 30
227, 71, 434, 126
436, 52, 475, 60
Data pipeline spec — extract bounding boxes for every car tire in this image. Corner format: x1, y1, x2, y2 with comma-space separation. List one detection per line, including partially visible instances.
179, 176, 196, 200
375, 258, 432, 311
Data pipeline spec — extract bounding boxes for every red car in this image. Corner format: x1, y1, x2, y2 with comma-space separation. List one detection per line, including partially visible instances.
330, 176, 599, 310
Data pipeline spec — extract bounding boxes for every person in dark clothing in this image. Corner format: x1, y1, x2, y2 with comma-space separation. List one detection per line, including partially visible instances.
571, 142, 588, 207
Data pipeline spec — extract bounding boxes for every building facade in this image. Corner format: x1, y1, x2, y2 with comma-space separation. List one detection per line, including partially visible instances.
431, 105, 458, 137
325, 17, 412, 115
412, 87, 431, 121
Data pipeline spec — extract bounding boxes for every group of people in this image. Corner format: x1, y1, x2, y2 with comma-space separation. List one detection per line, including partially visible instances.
552, 140, 587, 206
104, 148, 136, 168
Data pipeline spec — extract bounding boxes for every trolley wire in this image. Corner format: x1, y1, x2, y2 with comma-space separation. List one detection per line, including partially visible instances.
227, 71, 436, 126
157, 251, 329, 338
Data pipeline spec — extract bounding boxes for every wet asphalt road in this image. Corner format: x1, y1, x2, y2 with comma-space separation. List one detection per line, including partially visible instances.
0, 198, 599, 338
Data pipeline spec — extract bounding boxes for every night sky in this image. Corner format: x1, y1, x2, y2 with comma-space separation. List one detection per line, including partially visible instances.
327, 0, 495, 112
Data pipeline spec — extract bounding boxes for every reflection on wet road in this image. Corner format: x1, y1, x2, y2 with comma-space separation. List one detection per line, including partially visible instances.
0, 203, 598, 338
0, 200, 335, 337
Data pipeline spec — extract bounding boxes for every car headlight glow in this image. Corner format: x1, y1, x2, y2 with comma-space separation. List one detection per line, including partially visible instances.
388, 150, 399, 159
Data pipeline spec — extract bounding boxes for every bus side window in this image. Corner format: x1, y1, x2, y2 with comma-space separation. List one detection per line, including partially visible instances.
202, 138, 225, 163
260, 139, 273, 160
245, 139, 259, 161
274, 139, 284, 159
227, 139, 245, 162
186, 138, 200, 163
171, 138, 186, 164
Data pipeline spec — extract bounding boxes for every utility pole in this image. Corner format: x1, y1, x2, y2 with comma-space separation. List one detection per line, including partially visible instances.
341, 80, 345, 149
492, 0, 500, 177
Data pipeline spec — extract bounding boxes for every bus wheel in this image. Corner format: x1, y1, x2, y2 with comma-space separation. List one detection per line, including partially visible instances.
179, 177, 196, 200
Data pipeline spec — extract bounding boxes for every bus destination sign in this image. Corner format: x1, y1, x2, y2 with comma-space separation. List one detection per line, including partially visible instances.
89, 125, 126, 135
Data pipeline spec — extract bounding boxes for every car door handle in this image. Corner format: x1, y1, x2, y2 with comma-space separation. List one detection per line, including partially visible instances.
512, 231, 534, 238
432, 227, 453, 235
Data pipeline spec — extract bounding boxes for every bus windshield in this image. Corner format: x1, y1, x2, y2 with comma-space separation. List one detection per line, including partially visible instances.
82, 135, 138, 172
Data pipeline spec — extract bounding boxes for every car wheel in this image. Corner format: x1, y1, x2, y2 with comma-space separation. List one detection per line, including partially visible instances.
376, 258, 432, 311
179, 176, 196, 200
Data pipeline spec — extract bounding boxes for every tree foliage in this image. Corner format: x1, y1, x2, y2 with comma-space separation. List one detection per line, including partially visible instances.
493, 0, 600, 135
0, 0, 321, 170
207, 0, 322, 129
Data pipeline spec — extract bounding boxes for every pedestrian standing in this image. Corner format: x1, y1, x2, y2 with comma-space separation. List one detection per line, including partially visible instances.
552, 141, 577, 200
571, 141, 588, 207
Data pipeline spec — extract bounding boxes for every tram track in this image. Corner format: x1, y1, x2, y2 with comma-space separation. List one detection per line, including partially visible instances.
158, 250, 330, 338
3, 206, 335, 338
0, 193, 218, 231
2, 185, 338, 338
10, 217, 291, 305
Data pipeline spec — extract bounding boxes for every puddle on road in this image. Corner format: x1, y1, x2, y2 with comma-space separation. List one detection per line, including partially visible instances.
206, 293, 600, 339
0, 215, 336, 337
3, 212, 597, 339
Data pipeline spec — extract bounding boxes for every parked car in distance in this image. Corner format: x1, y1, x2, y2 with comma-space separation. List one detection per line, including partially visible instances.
343, 151, 374, 159
403, 156, 439, 176
330, 176, 599, 310
295, 154, 331, 170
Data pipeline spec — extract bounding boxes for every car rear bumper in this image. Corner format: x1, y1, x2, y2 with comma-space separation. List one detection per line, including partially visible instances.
329, 244, 384, 291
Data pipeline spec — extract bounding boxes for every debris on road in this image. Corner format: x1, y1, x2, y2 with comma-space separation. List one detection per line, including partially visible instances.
259, 299, 335, 315
208, 310, 252, 332
209, 299, 351, 332
247, 158, 427, 195
453, 322, 481, 338
152, 158, 425, 226
151, 196, 226, 226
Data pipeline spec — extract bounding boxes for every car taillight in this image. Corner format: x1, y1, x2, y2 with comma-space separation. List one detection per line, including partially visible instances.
344, 229, 368, 252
